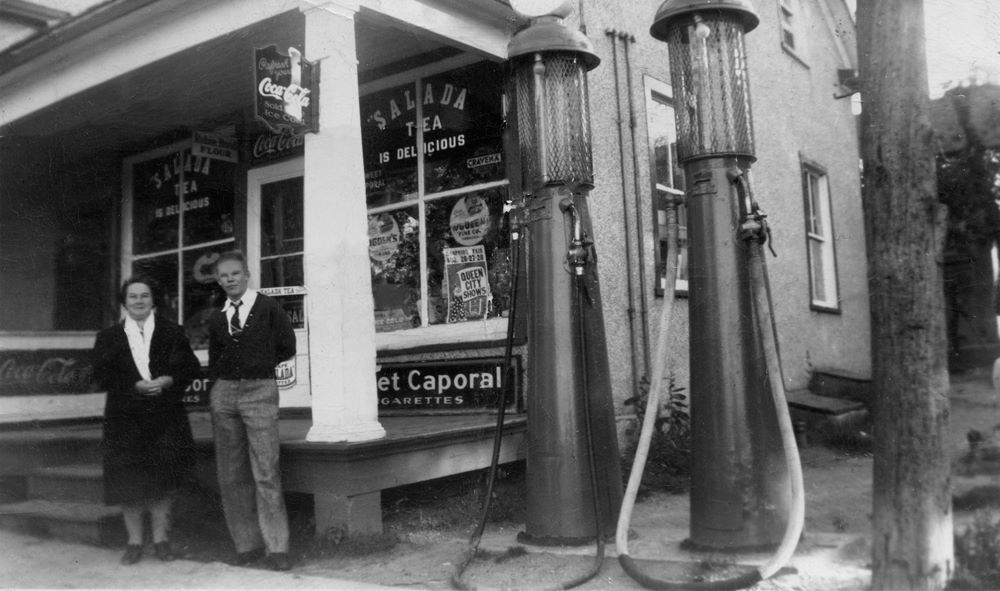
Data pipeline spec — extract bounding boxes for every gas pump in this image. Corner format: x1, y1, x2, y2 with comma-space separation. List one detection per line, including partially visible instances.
617, 0, 805, 588
506, 6, 624, 547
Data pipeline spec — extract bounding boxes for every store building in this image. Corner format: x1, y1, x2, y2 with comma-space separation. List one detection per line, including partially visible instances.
0, 0, 868, 531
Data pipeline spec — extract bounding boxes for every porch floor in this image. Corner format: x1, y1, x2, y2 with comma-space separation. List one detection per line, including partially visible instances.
0, 412, 527, 536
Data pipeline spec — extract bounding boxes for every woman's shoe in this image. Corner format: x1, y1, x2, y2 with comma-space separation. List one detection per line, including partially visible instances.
121, 544, 143, 565
153, 541, 175, 561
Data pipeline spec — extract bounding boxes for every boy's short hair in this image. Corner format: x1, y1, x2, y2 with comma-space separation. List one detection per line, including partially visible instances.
215, 250, 249, 272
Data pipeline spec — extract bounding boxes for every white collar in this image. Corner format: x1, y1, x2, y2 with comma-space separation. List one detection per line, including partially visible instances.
222, 288, 258, 311
123, 313, 155, 337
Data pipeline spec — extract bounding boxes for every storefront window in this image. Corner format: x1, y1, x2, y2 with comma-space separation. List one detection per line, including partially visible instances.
361, 60, 511, 334
128, 146, 236, 349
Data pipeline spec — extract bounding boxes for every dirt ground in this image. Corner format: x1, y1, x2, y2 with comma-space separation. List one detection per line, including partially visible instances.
162, 369, 1000, 590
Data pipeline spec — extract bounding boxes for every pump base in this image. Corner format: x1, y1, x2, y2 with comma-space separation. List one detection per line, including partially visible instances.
680, 536, 787, 554
516, 530, 611, 547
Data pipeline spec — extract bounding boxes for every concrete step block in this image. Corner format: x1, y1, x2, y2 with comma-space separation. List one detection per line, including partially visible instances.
28, 463, 104, 503
0, 499, 123, 546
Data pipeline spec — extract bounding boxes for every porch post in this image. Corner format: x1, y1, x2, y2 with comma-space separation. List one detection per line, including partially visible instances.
301, 0, 385, 443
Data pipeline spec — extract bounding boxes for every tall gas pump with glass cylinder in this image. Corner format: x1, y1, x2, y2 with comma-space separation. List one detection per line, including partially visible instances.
507, 5, 623, 544
650, 0, 791, 550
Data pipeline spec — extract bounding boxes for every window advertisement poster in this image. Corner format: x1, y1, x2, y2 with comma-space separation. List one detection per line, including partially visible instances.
425, 189, 511, 324
360, 82, 419, 208
369, 209, 421, 332
420, 61, 505, 194
443, 245, 492, 323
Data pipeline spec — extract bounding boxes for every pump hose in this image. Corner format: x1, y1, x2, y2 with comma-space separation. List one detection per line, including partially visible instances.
450, 202, 608, 591
450, 216, 522, 591
616, 184, 805, 589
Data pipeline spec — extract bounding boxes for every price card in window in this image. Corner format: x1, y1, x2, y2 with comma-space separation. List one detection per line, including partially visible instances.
443, 245, 492, 323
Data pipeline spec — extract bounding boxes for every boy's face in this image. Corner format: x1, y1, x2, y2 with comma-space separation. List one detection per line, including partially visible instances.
216, 259, 250, 301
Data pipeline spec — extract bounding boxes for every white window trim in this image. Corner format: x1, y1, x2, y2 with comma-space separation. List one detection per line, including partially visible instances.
644, 75, 688, 296
779, 0, 808, 67
803, 164, 839, 311
246, 158, 305, 289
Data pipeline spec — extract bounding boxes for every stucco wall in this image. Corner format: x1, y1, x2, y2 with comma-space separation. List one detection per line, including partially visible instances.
570, 0, 870, 419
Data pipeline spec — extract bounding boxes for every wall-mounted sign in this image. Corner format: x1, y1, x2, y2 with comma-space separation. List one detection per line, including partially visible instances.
254, 45, 317, 135
443, 245, 491, 322
0, 350, 96, 396
275, 358, 296, 389
250, 125, 305, 166
192, 131, 238, 163
376, 357, 521, 411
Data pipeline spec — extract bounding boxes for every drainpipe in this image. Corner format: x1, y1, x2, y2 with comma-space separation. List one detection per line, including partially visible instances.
621, 31, 652, 377
605, 28, 642, 397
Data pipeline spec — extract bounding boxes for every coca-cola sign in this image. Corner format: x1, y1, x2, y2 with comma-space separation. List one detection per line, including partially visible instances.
254, 45, 317, 134
250, 126, 305, 166
0, 350, 96, 395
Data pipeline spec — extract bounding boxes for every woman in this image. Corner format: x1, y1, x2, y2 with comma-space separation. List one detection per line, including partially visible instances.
92, 276, 201, 565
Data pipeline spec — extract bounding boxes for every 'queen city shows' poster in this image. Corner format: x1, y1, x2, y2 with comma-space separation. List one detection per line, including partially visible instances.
443, 246, 491, 323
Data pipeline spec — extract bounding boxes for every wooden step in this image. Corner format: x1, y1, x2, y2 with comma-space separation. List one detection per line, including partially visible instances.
786, 390, 865, 415
28, 464, 103, 503
0, 499, 123, 546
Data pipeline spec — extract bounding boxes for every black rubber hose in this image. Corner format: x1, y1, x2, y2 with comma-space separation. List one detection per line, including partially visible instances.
450, 217, 522, 591
558, 271, 605, 590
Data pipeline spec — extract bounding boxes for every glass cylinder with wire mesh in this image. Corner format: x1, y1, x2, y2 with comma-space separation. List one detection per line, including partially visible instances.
513, 52, 594, 189
661, 13, 755, 162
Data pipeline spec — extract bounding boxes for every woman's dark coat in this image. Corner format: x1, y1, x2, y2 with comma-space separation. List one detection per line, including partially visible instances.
91, 316, 201, 505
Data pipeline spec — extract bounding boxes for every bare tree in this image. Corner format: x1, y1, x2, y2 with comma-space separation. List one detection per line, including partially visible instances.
857, 1, 953, 589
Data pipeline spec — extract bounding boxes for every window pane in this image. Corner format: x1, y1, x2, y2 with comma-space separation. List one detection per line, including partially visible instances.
260, 255, 304, 288
810, 239, 826, 299
182, 245, 232, 350
260, 176, 304, 257
360, 83, 419, 208
425, 188, 510, 324
369, 207, 420, 332
132, 151, 182, 254
133, 253, 179, 321
182, 153, 236, 246
421, 61, 505, 194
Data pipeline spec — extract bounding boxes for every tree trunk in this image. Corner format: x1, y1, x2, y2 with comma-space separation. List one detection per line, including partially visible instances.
857, 1, 953, 589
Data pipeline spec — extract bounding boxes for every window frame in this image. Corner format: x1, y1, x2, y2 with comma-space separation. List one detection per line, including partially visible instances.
246, 158, 305, 292
121, 138, 237, 360
778, 0, 809, 67
800, 157, 841, 313
360, 58, 511, 350
644, 75, 688, 297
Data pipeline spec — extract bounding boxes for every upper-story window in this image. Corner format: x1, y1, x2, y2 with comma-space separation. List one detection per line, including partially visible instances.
644, 76, 688, 296
779, 0, 807, 64
802, 159, 840, 312
360, 60, 512, 336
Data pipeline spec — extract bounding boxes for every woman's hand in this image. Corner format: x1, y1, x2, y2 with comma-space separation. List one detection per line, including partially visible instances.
135, 380, 161, 396
135, 376, 173, 396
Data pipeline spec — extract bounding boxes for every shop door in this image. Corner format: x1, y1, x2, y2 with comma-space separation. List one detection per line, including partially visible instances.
247, 158, 310, 407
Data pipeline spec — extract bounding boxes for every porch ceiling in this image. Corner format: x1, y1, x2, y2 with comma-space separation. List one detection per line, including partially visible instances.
1, 9, 452, 165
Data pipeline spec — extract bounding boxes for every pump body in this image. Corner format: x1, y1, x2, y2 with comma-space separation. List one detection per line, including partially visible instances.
508, 23, 623, 544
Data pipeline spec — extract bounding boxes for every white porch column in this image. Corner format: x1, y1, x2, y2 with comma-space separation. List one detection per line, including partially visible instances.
302, 0, 385, 442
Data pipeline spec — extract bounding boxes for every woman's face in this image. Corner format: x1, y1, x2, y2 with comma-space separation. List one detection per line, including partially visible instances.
124, 282, 155, 322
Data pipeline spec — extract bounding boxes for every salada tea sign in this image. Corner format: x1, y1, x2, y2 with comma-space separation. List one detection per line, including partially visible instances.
377, 357, 521, 411
254, 45, 317, 134
360, 61, 505, 207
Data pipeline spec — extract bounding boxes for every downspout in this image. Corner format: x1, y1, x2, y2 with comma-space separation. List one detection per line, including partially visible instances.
621, 32, 652, 376
605, 28, 642, 399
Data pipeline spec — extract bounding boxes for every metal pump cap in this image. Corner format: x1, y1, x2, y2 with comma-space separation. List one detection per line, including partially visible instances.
507, 15, 600, 71
650, 0, 760, 40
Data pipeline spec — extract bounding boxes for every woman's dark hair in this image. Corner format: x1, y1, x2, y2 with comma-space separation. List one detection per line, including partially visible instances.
118, 275, 162, 308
